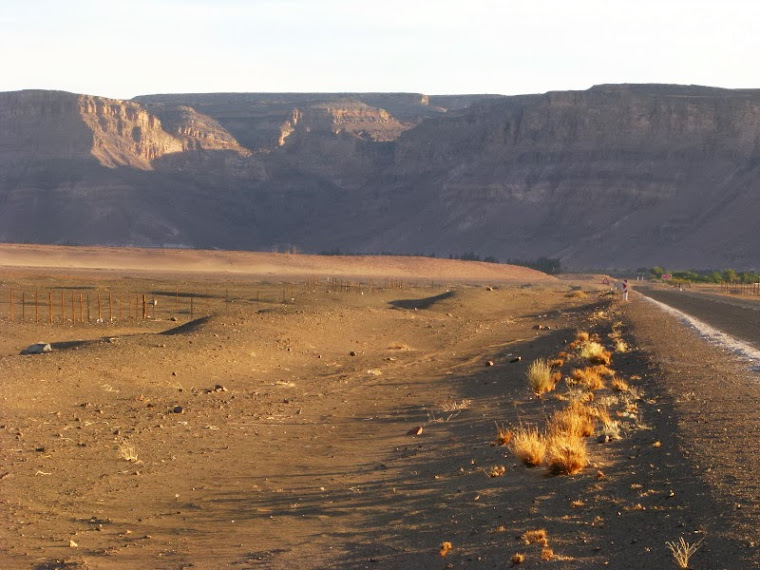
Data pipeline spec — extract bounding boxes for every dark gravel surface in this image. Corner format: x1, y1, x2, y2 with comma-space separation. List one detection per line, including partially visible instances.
621, 291, 760, 567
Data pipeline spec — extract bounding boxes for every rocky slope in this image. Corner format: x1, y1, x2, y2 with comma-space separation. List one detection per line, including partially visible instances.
2, 85, 760, 269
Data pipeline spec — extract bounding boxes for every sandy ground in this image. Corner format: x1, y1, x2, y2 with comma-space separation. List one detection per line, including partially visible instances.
0, 247, 758, 569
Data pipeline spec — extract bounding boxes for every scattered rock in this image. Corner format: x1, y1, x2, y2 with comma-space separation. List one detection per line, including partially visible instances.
510, 356, 522, 363
20, 343, 52, 355
172, 406, 184, 414
486, 360, 494, 367
406, 426, 423, 436
349, 351, 357, 356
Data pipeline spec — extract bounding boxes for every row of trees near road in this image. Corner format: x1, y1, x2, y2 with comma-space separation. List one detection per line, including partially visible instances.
645, 266, 760, 284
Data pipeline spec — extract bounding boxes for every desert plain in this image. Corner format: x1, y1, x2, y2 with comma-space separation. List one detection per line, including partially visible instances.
1, 245, 759, 569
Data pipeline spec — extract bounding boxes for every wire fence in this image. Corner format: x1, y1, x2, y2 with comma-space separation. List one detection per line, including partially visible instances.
0, 276, 431, 326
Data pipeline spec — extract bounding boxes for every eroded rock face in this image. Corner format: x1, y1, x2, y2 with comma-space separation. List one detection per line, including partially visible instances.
4, 85, 760, 269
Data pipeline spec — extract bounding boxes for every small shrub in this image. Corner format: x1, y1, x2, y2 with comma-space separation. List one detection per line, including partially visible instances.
510, 426, 546, 467
526, 359, 554, 397
546, 433, 588, 475
666, 536, 704, 569
511, 552, 525, 565
575, 331, 590, 342
541, 548, 555, 561
614, 339, 629, 353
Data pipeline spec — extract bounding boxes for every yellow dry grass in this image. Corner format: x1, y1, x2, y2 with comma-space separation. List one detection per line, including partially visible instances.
549, 400, 595, 438
579, 341, 612, 365
526, 358, 555, 397
521, 528, 548, 546
571, 367, 606, 391
541, 548, 555, 561
495, 423, 513, 446
611, 377, 630, 392
545, 433, 588, 476
509, 426, 547, 467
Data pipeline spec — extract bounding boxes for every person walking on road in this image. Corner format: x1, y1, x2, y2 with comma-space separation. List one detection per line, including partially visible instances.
622, 279, 629, 301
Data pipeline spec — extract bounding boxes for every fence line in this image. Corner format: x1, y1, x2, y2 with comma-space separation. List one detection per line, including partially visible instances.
0, 276, 440, 325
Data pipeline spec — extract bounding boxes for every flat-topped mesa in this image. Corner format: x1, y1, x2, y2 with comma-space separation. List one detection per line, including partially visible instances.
277, 101, 409, 147
0, 90, 250, 171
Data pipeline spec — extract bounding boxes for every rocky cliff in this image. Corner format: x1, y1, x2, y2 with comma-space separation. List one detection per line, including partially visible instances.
2, 85, 760, 270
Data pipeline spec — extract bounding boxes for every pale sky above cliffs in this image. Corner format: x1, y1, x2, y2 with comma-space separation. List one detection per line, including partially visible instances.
2, 0, 758, 99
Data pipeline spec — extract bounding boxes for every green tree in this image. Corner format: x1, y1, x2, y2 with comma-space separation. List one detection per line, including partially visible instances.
723, 269, 738, 283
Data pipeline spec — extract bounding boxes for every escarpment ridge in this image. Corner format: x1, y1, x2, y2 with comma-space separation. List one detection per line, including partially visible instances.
2, 85, 760, 270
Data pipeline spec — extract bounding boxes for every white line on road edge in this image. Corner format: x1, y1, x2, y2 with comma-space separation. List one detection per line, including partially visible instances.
640, 294, 760, 371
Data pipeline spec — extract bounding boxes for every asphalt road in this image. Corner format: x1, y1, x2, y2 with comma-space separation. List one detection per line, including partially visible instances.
635, 285, 760, 350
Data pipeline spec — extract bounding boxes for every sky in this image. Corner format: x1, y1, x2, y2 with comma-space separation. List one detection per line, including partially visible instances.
2, 0, 759, 99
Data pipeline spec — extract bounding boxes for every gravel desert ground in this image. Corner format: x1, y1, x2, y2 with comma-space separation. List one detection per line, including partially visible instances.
1, 246, 759, 569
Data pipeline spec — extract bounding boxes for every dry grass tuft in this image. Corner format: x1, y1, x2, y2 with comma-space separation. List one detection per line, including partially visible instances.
526, 359, 555, 397
571, 367, 606, 391
439, 541, 452, 557
547, 358, 565, 370
614, 339, 629, 353
541, 548, 555, 561
522, 529, 548, 546
545, 433, 588, 476
666, 536, 704, 569
549, 401, 595, 438
118, 441, 140, 462
579, 341, 611, 365
575, 331, 590, 342
509, 426, 547, 467
495, 423, 514, 446
488, 465, 507, 477
440, 399, 472, 412
611, 377, 630, 392
566, 290, 587, 299
511, 552, 525, 565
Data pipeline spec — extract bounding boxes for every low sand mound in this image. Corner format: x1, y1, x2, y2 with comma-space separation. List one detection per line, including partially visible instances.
0, 243, 554, 282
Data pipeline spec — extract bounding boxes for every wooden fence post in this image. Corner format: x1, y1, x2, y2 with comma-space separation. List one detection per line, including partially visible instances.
71, 292, 76, 324
9, 289, 13, 322
35, 290, 39, 323
60, 291, 65, 323
49, 292, 53, 324
190, 296, 194, 320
